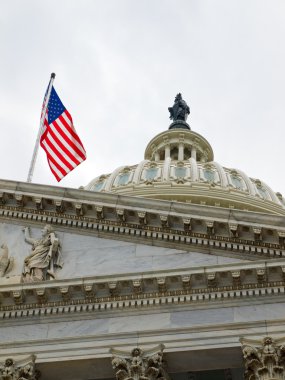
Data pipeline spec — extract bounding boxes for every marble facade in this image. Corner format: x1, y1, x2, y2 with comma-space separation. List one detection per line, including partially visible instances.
0, 179, 284, 380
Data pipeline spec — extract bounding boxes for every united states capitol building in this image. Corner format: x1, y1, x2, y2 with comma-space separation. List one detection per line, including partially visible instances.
0, 95, 285, 380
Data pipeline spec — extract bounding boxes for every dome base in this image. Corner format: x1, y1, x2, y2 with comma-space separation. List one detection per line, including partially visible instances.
169, 120, 190, 130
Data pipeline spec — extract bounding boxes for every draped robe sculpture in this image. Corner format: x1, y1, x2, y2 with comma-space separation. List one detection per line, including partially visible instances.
168, 93, 190, 122
22, 224, 62, 283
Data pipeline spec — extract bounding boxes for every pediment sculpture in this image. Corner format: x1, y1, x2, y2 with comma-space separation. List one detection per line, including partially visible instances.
22, 224, 63, 283
0, 243, 14, 277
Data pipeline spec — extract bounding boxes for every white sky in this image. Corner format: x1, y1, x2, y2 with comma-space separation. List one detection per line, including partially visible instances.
0, 0, 285, 196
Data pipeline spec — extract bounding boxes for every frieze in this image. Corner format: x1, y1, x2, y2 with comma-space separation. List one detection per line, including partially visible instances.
0, 205, 284, 257
0, 188, 285, 264
1, 282, 284, 320
0, 207, 282, 250
1, 261, 285, 317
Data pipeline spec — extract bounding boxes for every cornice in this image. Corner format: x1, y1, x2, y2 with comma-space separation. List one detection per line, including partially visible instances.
0, 180, 284, 261
1, 259, 285, 319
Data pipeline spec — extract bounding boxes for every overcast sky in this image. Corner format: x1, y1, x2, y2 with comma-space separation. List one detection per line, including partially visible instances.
1, 0, 285, 196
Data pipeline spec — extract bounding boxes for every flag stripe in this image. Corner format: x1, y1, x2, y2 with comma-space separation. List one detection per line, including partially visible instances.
44, 133, 76, 170
41, 139, 70, 174
56, 115, 86, 159
50, 121, 83, 163
48, 158, 64, 181
47, 127, 80, 167
61, 111, 84, 145
47, 153, 67, 180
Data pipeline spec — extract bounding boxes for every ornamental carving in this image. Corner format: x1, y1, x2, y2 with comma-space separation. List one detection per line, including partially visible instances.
22, 224, 63, 283
0, 244, 14, 277
241, 336, 285, 380
0, 356, 40, 380
111, 345, 168, 380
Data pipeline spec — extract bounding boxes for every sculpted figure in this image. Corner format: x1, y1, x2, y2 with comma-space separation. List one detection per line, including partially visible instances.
0, 358, 15, 379
242, 345, 260, 362
168, 93, 190, 122
241, 337, 285, 380
0, 244, 14, 277
279, 345, 285, 366
111, 357, 128, 380
0, 356, 39, 380
22, 224, 62, 283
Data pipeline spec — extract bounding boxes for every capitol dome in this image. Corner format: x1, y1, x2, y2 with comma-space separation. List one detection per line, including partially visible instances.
85, 96, 285, 216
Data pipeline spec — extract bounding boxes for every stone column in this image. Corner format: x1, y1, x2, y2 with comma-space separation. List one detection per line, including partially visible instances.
154, 152, 160, 162
165, 145, 170, 159
178, 143, 184, 161
0, 355, 40, 380
241, 337, 285, 380
111, 345, 168, 380
191, 145, 197, 160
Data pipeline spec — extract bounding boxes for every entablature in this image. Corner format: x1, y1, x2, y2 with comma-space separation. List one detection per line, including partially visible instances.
0, 180, 284, 261
1, 259, 285, 319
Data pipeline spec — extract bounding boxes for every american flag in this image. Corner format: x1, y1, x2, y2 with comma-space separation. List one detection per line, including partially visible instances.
40, 84, 86, 181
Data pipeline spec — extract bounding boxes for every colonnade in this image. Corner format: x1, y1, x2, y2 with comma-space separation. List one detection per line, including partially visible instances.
1, 337, 285, 380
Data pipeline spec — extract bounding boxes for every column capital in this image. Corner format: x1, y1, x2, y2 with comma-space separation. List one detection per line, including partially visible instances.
0, 355, 40, 380
240, 336, 285, 380
111, 345, 168, 380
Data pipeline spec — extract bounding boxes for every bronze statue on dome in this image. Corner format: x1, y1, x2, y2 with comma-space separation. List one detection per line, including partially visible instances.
168, 93, 190, 122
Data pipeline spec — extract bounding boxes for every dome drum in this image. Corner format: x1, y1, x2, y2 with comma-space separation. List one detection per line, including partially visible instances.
144, 129, 214, 163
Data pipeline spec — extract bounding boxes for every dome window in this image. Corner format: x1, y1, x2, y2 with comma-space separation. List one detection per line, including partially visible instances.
175, 166, 186, 178
257, 187, 268, 199
90, 174, 108, 191
254, 179, 268, 199
92, 181, 105, 191
204, 169, 216, 183
117, 173, 130, 186
145, 167, 158, 180
231, 175, 243, 190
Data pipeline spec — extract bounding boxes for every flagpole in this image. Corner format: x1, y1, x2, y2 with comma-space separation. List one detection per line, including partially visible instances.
27, 73, 56, 183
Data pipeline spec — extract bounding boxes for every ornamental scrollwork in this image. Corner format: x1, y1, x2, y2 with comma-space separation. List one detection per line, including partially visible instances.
0, 356, 40, 380
111, 345, 168, 380
241, 336, 285, 380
